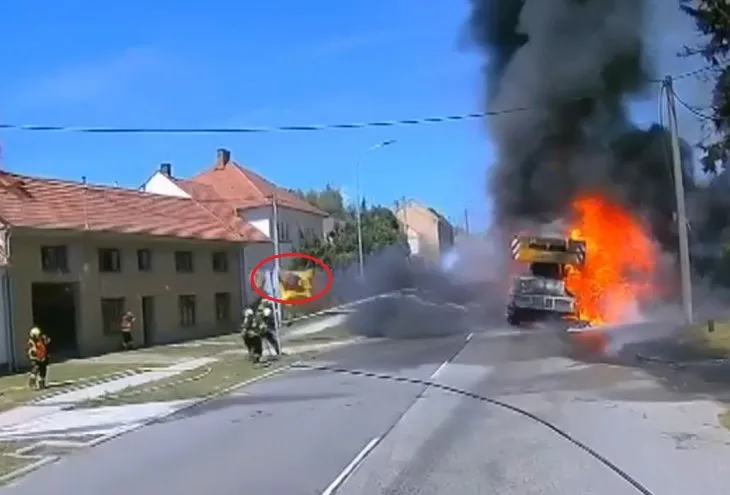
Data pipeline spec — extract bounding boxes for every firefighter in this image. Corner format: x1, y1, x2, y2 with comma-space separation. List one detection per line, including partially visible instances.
27, 327, 51, 390
258, 299, 281, 358
120, 310, 135, 350
240, 307, 263, 363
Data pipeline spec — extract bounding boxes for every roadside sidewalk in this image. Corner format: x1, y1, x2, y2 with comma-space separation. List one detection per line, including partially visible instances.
0, 293, 366, 411
0, 313, 355, 432
0, 294, 387, 484
0, 327, 362, 485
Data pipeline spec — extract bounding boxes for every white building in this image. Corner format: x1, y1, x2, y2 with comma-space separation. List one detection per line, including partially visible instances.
141, 148, 330, 303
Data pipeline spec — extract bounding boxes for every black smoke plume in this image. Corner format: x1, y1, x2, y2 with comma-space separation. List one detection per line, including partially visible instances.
468, 0, 694, 245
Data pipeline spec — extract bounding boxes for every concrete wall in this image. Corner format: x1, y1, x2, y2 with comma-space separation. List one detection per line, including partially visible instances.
239, 205, 325, 251
395, 203, 455, 263
437, 219, 455, 255
241, 242, 274, 304
8, 229, 243, 366
396, 206, 439, 262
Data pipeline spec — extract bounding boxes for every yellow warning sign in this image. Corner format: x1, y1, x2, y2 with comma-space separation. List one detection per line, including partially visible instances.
278, 269, 315, 301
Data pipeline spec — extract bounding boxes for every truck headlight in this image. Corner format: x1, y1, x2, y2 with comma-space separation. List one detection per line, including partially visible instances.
543, 279, 564, 293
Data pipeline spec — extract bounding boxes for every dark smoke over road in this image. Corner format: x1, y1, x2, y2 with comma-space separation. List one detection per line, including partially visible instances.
468, 0, 693, 242
346, 1, 730, 341
347, 239, 509, 340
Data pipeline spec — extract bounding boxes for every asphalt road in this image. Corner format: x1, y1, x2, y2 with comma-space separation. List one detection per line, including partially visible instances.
339, 330, 730, 494
6, 327, 730, 494
3, 334, 469, 495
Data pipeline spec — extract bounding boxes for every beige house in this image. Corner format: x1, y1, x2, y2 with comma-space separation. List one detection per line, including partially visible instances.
394, 200, 455, 264
140, 148, 330, 301
0, 172, 269, 369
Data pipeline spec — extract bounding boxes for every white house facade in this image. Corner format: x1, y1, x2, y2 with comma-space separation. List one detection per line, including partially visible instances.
140, 155, 330, 302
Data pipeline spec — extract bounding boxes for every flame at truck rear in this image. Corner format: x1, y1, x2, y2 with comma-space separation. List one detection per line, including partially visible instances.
565, 195, 657, 326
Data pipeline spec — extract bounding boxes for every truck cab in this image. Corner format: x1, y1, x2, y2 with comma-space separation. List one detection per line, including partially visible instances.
506, 234, 589, 328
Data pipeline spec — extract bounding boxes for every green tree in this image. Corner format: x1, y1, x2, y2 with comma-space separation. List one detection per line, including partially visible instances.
289, 184, 349, 219
291, 203, 408, 269
680, 0, 730, 173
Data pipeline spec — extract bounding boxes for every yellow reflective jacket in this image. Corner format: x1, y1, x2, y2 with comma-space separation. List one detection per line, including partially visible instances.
28, 335, 50, 361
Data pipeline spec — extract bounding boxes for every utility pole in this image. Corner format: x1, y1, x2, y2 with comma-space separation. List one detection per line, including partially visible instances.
664, 75, 694, 325
355, 139, 397, 279
401, 196, 409, 236
355, 176, 365, 280
464, 208, 470, 235
271, 192, 283, 345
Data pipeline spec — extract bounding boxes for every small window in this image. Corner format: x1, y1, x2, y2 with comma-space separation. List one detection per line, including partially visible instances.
212, 251, 229, 272
101, 297, 125, 335
175, 251, 194, 273
137, 249, 152, 271
98, 248, 121, 273
178, 294, 196, 327
215, 292, 231, 322
40, 245, 69, 272
277, 222, 290, 242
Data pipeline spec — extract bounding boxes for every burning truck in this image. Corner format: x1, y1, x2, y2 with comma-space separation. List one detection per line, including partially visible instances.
506, 195, 661, 336
465, 0, 698, 356
506, 234, 590, 329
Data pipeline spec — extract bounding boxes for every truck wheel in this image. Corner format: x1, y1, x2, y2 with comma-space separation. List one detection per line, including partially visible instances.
507, 309, 520, 326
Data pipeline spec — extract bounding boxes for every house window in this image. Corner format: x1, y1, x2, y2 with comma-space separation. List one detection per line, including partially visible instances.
175, 251, 194, 272
40, 245, 69, 272
137, 249, 152, 271
212, 251, 229, 272
179, 294, 196, 326
98, 248, 121, 273
215, 292, 231, 322
277, 222, 290, 242
101, 297, 125, 335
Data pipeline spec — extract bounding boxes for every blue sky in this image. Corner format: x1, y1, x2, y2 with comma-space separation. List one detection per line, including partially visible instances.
0, 1, 712, 233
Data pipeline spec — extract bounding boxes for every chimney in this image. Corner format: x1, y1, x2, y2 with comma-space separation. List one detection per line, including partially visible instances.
216, 148, 231, 169
160, 163, 172, 177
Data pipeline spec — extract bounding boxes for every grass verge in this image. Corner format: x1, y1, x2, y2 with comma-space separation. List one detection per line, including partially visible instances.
0, 362, 152, 413
76, 351, 318, 409
685, 319, 730, 358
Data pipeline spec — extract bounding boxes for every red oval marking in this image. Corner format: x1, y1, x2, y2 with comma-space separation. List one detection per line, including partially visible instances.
249, 252, 333, 305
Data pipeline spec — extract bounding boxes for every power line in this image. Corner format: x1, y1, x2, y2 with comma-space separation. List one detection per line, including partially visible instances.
0, 66, 721, 135
668, 84, 716, 122
659, 65, 721, 82
0, 110, 509, 135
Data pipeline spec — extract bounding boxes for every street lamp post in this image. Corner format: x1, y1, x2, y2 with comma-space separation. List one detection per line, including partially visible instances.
356, 139, 397, 279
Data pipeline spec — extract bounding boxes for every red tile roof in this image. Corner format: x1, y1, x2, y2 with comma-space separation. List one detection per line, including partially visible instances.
183, 160, 328, 217
0, 172, 268, 242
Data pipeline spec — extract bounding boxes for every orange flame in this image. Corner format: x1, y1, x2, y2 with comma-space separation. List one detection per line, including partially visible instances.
565, 195, 657, 325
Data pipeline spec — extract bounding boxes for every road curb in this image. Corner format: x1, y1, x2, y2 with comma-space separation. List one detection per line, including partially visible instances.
86, 336, 369, 448
0, 455, 60, 486
0, 362, 298, 486
281, 291, 402, 328
0, 326, 372, 484
87, 361, 296, 448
